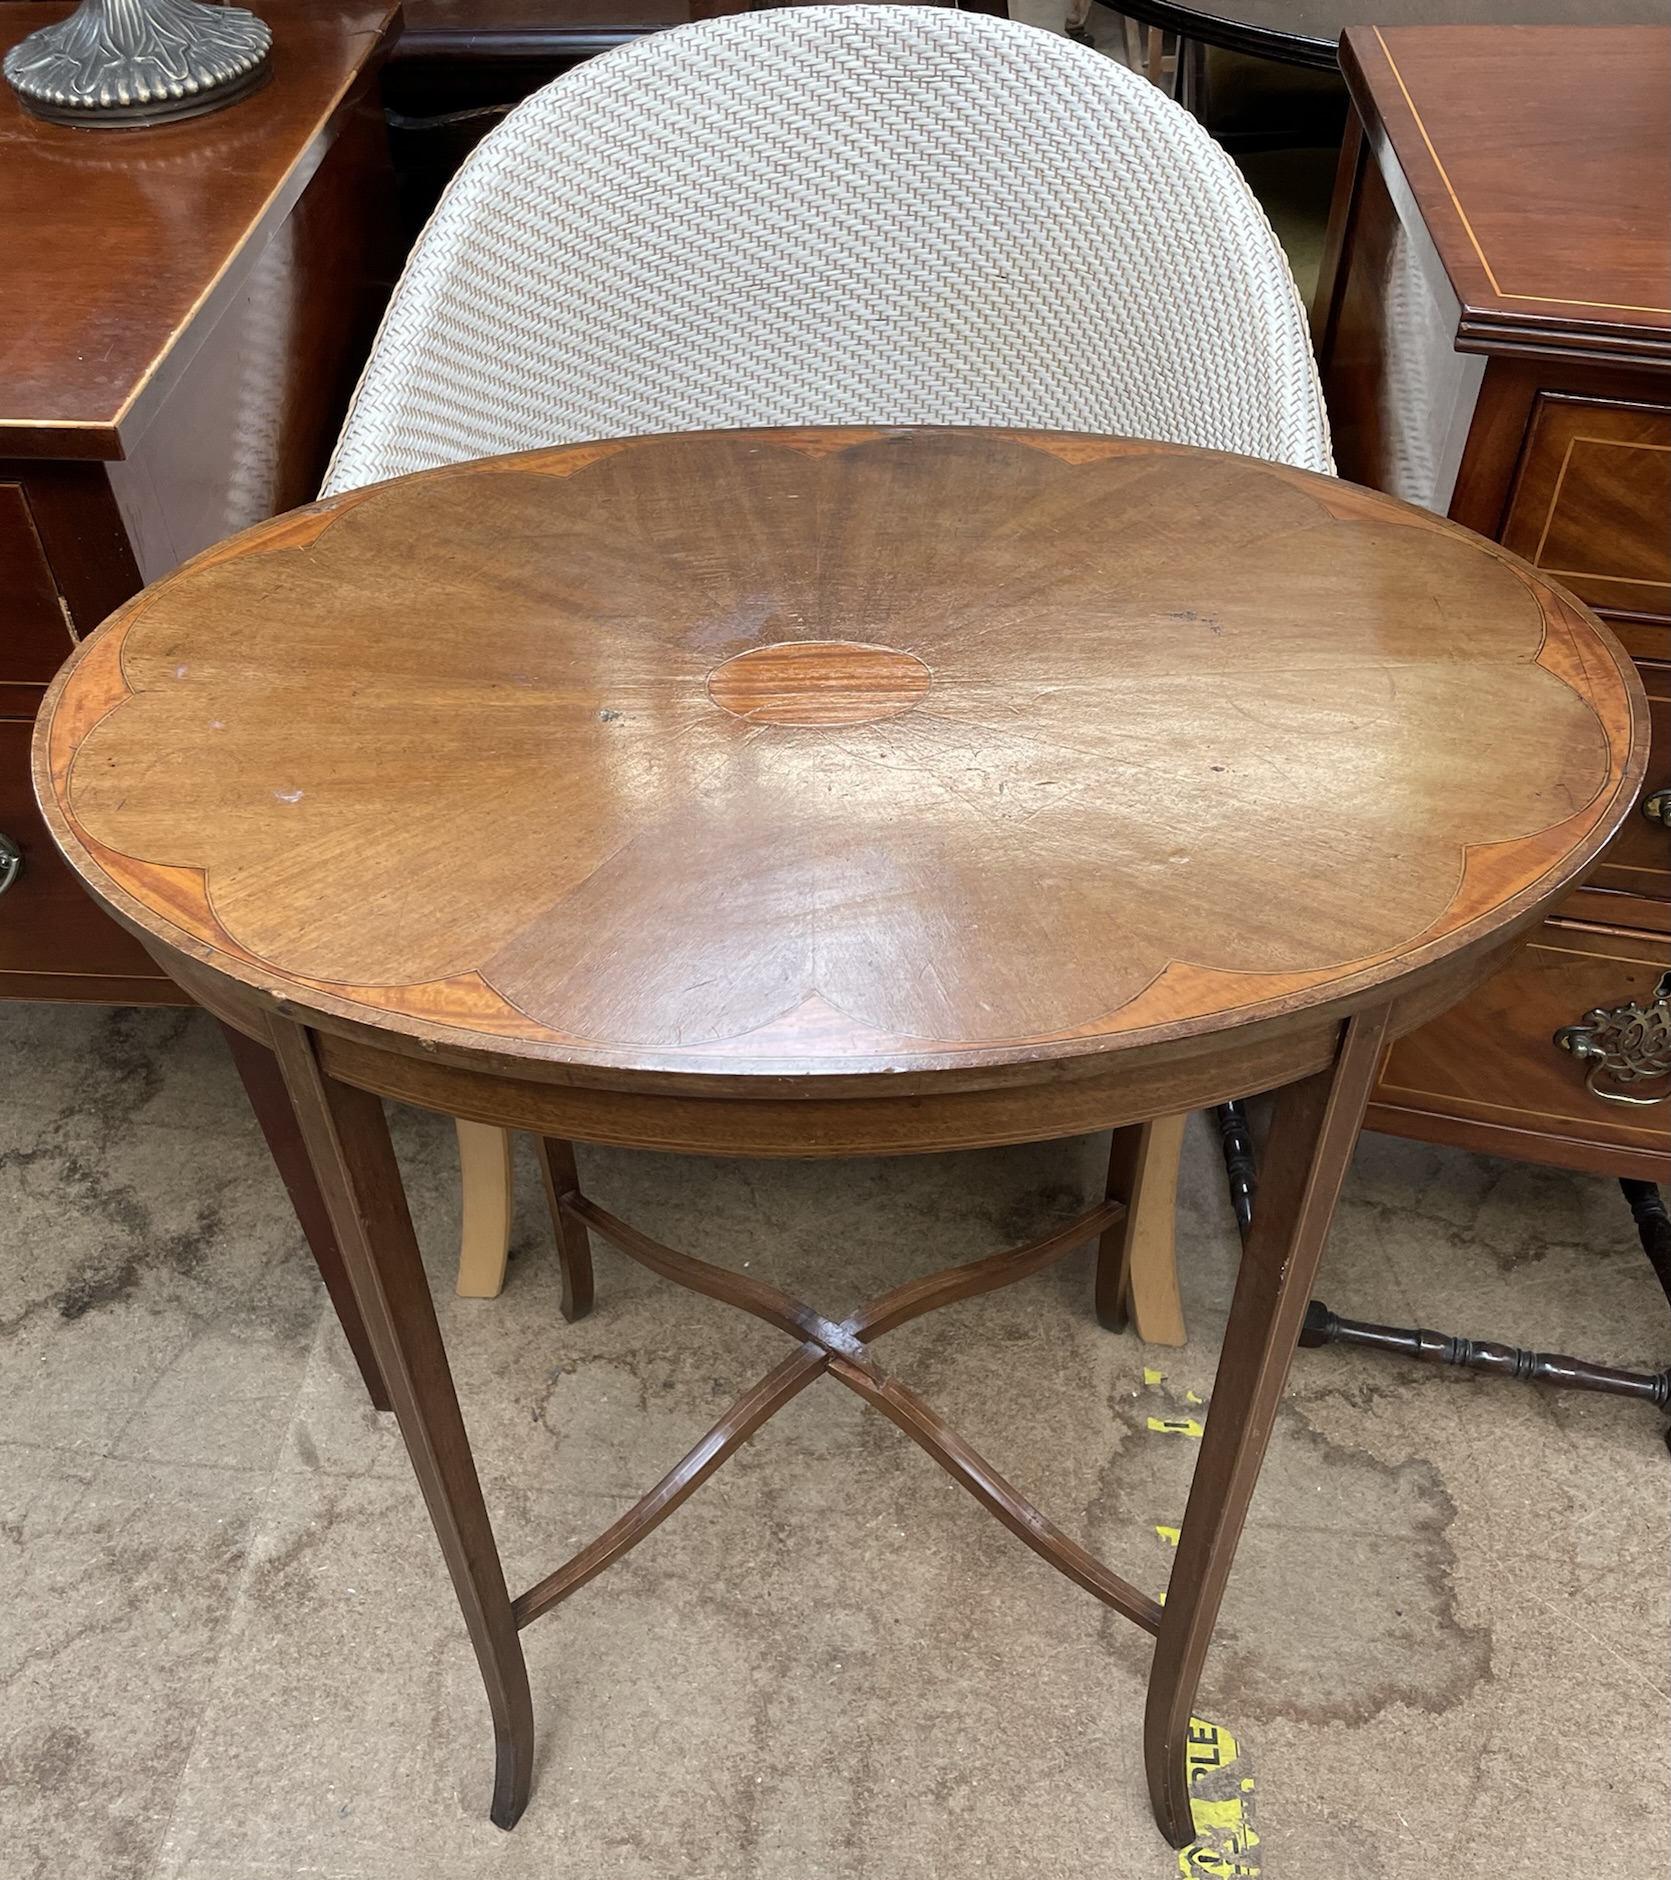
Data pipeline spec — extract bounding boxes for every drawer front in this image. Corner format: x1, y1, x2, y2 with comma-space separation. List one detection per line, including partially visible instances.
1567, 657, 1669, 922
1368, 921, 1669, 1175
1499, 394, 1670, 620
0, 482, 77, 685
0, 715, 177, 989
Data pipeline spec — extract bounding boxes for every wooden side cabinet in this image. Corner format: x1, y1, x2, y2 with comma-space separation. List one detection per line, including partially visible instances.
0, 0, 404, 1409
0, 0, 402, 1001
1313, 24, 1669, 1179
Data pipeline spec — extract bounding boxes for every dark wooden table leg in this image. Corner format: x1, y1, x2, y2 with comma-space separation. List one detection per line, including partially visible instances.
218, 1019, 391, 1412
535, 1136, 594, 1323
269, 1019, 535, 1830
1143, 1004, 1392, 1847
1094, 1124, 1143, 1332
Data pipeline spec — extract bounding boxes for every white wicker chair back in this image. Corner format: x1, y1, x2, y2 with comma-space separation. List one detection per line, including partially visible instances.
323, 4, 1331, 496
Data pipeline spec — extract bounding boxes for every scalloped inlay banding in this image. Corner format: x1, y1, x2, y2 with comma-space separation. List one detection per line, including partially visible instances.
33, 428, 1647, 1071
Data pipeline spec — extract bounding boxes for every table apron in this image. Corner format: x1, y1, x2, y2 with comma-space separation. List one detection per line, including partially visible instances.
311, 1022, 1347, 1154
143, 924, 1530, 1157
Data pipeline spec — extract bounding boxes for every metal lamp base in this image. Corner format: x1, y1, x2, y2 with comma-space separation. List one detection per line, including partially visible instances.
4, 0, 273, 128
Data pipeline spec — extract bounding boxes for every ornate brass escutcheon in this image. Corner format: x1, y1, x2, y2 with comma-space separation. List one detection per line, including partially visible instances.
1554, 971, 1671, 1106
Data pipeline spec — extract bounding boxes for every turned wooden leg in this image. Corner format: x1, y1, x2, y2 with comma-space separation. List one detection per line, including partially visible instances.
218, 1019, 391, 1411
270, 1021, 533, 1830
1095, 1114, 1188, 1346
455, 1120, 515, 1299
535, 1136, 594, 1323
1095, 1124, 1141, 1332
1143, 1007, 1391, 1847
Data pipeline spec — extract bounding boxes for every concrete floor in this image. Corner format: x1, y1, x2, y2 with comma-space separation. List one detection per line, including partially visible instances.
1, 1001, 1666, 1879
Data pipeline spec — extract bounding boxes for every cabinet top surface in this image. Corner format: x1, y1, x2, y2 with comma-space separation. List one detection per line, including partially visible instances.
1343, 25, 1671, 347
0, 0, 400, 451
35, 429, 1647, 1082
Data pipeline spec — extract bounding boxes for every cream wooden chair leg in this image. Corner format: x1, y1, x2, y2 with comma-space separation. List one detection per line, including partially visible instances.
455, 1119, 515, 1298
1096, 1112, 1190, 1347
1124, 1111, 1190, 1345
1122, 12, 1144, 69
1118, 16, 1178, 98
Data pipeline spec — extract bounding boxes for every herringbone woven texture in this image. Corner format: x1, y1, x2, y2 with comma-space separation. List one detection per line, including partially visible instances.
323, 5, 1331, 494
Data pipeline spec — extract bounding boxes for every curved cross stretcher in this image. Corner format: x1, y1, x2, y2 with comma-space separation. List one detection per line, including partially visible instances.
513, 1170, 1162, 1636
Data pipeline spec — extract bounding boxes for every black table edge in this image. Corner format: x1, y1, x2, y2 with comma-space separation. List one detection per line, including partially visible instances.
1110, 0, 1340, 70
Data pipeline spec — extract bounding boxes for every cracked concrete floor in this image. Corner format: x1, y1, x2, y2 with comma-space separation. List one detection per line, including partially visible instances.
1, 1002, 1666, 1880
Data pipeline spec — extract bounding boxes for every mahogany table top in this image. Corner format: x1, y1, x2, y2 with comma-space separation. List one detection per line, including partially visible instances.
35, 428, 1647, 1087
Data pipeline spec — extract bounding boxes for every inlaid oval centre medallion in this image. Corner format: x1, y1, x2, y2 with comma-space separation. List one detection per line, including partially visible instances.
706, 639, 931, 725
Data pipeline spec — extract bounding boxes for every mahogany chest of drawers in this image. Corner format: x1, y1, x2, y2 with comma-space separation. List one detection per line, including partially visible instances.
1314, 25, 1669, 1176
0, 0, 401, 1003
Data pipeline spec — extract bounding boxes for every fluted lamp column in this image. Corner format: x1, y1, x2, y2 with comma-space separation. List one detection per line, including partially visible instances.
5, 0, 271, 126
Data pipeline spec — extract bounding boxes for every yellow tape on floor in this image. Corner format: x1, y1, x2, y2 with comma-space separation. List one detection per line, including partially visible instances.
1180, 1719, 1260, 1878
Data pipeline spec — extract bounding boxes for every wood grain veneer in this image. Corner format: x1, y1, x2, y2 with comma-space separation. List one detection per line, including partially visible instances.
1367, 921, 1671, 1177
34, 428, 1647, 1112
1344, 26, 1670, 364
1499, 397, 1670, 619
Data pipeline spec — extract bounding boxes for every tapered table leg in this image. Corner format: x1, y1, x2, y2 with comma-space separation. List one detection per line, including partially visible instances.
535, 1136, 594, 1323
219, 1019, 391, 1411
1143, 1006, 1392, 1847
1094, 1124, 1142, 1332
269, 1019, 534, 1830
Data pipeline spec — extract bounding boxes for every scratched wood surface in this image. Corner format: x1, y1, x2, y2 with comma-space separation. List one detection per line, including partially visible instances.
35, 428, 1647, 1086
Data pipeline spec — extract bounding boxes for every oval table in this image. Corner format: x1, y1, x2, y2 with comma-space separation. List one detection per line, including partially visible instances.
34, 427, 1647, 1850
1109, 0, 1668, 70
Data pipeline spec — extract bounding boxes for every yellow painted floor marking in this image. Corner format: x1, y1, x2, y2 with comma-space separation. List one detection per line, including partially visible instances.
1155, 1524, 1181, 1548
1180, 1718, 1260, 1878
1185, 1389, 1204, 1405
1147, 1416, 1205, 1438
1144, 1367, 1166, 1386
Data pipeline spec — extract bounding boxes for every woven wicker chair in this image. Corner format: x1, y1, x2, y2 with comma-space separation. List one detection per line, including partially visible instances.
322, 3, 1331, 1323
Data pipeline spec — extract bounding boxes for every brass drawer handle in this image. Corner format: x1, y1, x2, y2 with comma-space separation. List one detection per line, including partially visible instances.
1644, 789, 1671, 827
0, 834, 19, 898
1553, 971, 1671, 1106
